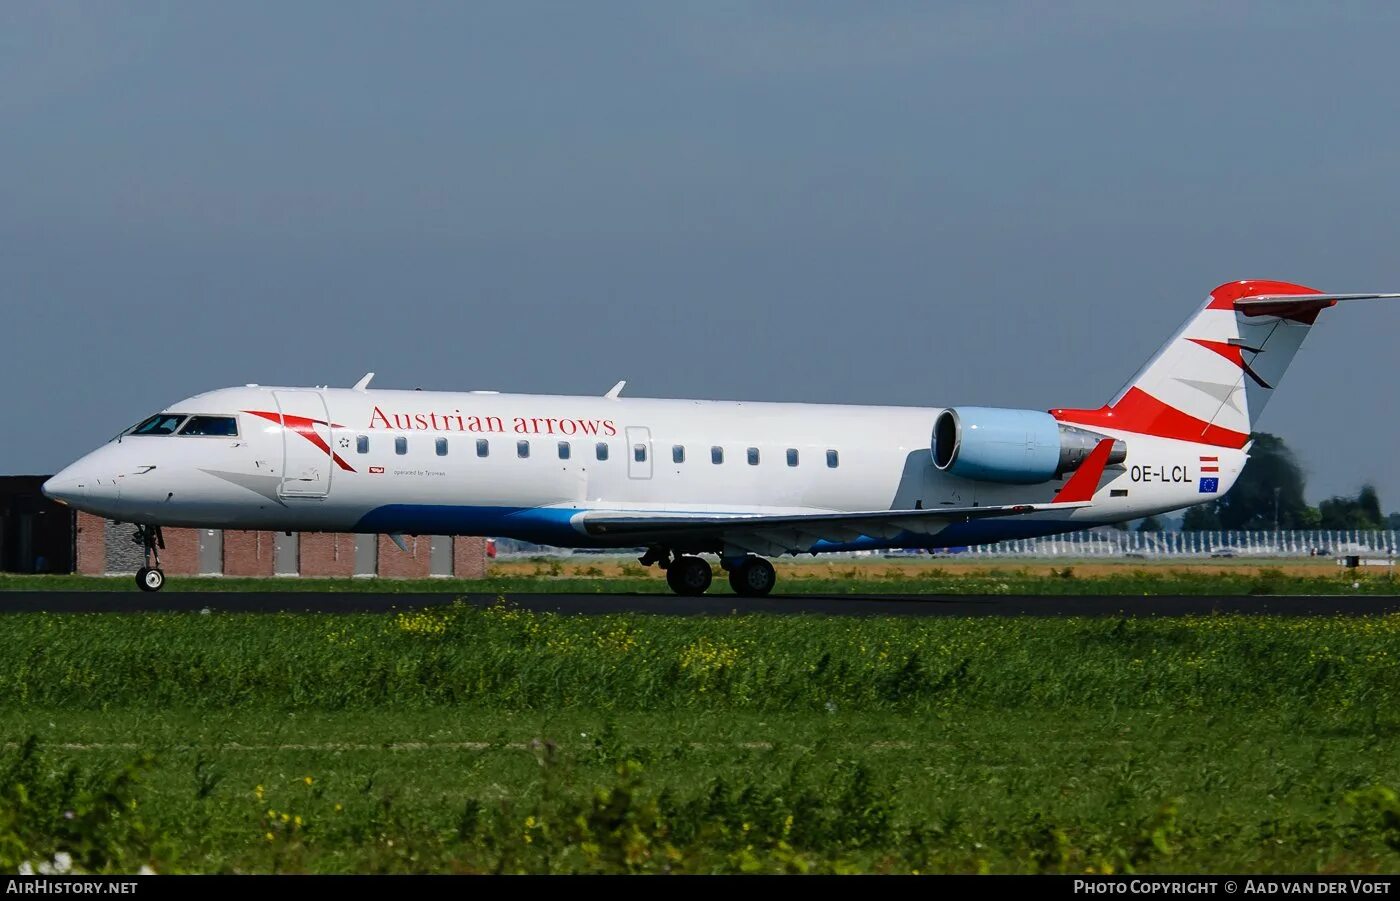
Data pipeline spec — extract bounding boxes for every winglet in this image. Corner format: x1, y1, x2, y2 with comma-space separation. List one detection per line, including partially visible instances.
388, 533, 409, 553
1052, 439, 1116, 504
352, 372, 375, 392
604, 380, 626, 399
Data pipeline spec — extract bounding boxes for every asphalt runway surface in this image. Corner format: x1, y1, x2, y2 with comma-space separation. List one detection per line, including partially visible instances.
1, 591, 1399, 616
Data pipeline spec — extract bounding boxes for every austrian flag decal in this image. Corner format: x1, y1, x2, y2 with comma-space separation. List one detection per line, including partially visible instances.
1198, 456, 1220, 493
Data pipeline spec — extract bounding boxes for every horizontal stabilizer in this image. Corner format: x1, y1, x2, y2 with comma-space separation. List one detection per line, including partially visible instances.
1234, 292, 1400, 320
1234, 292, 1400, 306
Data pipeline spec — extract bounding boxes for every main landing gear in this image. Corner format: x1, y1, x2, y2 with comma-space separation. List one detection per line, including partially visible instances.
132, 524, 166, 592
643, 549, 777, 597
665, 555, 713, 596
727, 556, 776, 597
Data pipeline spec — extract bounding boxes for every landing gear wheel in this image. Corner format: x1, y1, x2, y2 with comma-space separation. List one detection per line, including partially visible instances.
136, 567, 165, 592
666, 556, 713, 596
729, 557, 776, 597
131, 524, 166, 591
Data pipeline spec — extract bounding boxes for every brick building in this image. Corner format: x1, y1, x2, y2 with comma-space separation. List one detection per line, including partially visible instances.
72, 511, 488, 578
1, 475, 488, 579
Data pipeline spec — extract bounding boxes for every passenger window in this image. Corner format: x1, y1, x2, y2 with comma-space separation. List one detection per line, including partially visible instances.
558, 441, 571, 460
435, 437, 448, 456
747, 447, 760, 466
517, 440, 530, 458
178, 415, 239, 437
356, 435, 369, 454
673, 445, 685, 464
711, 446, 724, 465
786, 448, 799, 467
826, 449, 839, 468
634, 444, 647, 463
128, 414, 186, 436
476, 439, 490, 458
394, 436, 407, 455
596, 443, 609, 461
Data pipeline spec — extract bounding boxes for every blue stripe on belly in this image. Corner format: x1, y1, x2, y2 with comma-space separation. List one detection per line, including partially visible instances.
354, 504, 585, 544
353, 503, 1082, 552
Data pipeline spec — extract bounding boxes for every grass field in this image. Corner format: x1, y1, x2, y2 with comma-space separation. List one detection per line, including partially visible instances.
3, 604, 1400, 873
3, 555, 1398, 596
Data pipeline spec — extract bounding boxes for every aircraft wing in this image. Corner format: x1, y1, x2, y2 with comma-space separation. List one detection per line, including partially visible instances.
574, 500, 1090, 556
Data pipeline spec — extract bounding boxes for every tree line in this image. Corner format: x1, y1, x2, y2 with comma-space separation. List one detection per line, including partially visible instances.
1176, 433, 1400, 531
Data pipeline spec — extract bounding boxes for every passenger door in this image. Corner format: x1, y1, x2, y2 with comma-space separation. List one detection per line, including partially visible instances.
272, 390, 334, 498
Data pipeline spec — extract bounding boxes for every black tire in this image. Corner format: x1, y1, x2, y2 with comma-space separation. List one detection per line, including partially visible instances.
136, 567, 165, 592
667, 556, 712, 596
728, 557, 776, 597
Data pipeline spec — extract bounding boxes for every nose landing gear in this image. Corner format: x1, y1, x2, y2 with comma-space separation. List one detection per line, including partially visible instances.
132, 525, 166, 592
136, 566, 165, 592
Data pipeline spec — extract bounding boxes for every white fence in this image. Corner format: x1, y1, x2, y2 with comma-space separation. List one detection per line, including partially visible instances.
964, 530, 1400, 559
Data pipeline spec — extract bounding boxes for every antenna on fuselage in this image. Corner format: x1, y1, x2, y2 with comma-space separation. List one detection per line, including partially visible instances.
604, 380, 626, 399
352, 372, 375, 392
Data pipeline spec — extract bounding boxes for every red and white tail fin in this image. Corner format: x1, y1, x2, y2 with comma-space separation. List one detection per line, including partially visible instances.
1052, 280, 1400, 448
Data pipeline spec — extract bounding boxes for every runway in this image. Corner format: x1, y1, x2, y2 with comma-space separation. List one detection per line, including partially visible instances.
1, 591, 1398, 616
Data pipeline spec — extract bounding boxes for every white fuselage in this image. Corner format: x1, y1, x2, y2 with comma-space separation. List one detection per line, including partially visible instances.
44, 384, 1241, 553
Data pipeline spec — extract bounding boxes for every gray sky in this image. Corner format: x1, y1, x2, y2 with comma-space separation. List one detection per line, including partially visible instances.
4, 2, 1400, 506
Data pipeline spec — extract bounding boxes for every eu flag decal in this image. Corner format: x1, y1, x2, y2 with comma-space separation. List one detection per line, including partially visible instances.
1199, 477, 1220, 494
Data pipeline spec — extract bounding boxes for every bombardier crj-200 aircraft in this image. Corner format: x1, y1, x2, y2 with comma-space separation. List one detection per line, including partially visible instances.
44, 280, 1399, 594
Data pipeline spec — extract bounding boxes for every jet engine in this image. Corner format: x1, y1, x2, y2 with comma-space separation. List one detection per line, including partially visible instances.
931, 407, 1126, 485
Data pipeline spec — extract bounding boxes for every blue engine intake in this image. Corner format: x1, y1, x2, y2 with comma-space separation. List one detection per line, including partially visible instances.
931, 407, 1126, 485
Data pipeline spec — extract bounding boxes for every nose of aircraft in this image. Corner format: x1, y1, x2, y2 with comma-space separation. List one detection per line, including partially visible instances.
43, 458, 123, 511
42, 469, 88, 505
44, 446, 140, 516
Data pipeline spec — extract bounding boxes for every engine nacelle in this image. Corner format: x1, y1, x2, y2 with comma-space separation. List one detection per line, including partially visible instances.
932, 406, 1126, 485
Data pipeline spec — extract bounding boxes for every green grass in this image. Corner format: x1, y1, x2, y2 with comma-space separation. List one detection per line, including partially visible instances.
3, 606, 1400, 873
3, 564, 1398, 595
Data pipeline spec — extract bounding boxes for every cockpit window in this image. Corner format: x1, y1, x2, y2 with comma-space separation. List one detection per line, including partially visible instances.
127, 414, 187, 436
179, 415, 239, 437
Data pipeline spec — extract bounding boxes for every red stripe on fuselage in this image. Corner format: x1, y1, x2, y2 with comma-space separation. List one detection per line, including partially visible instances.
1051, 387, 1249, 449
244, 410, 356, 472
